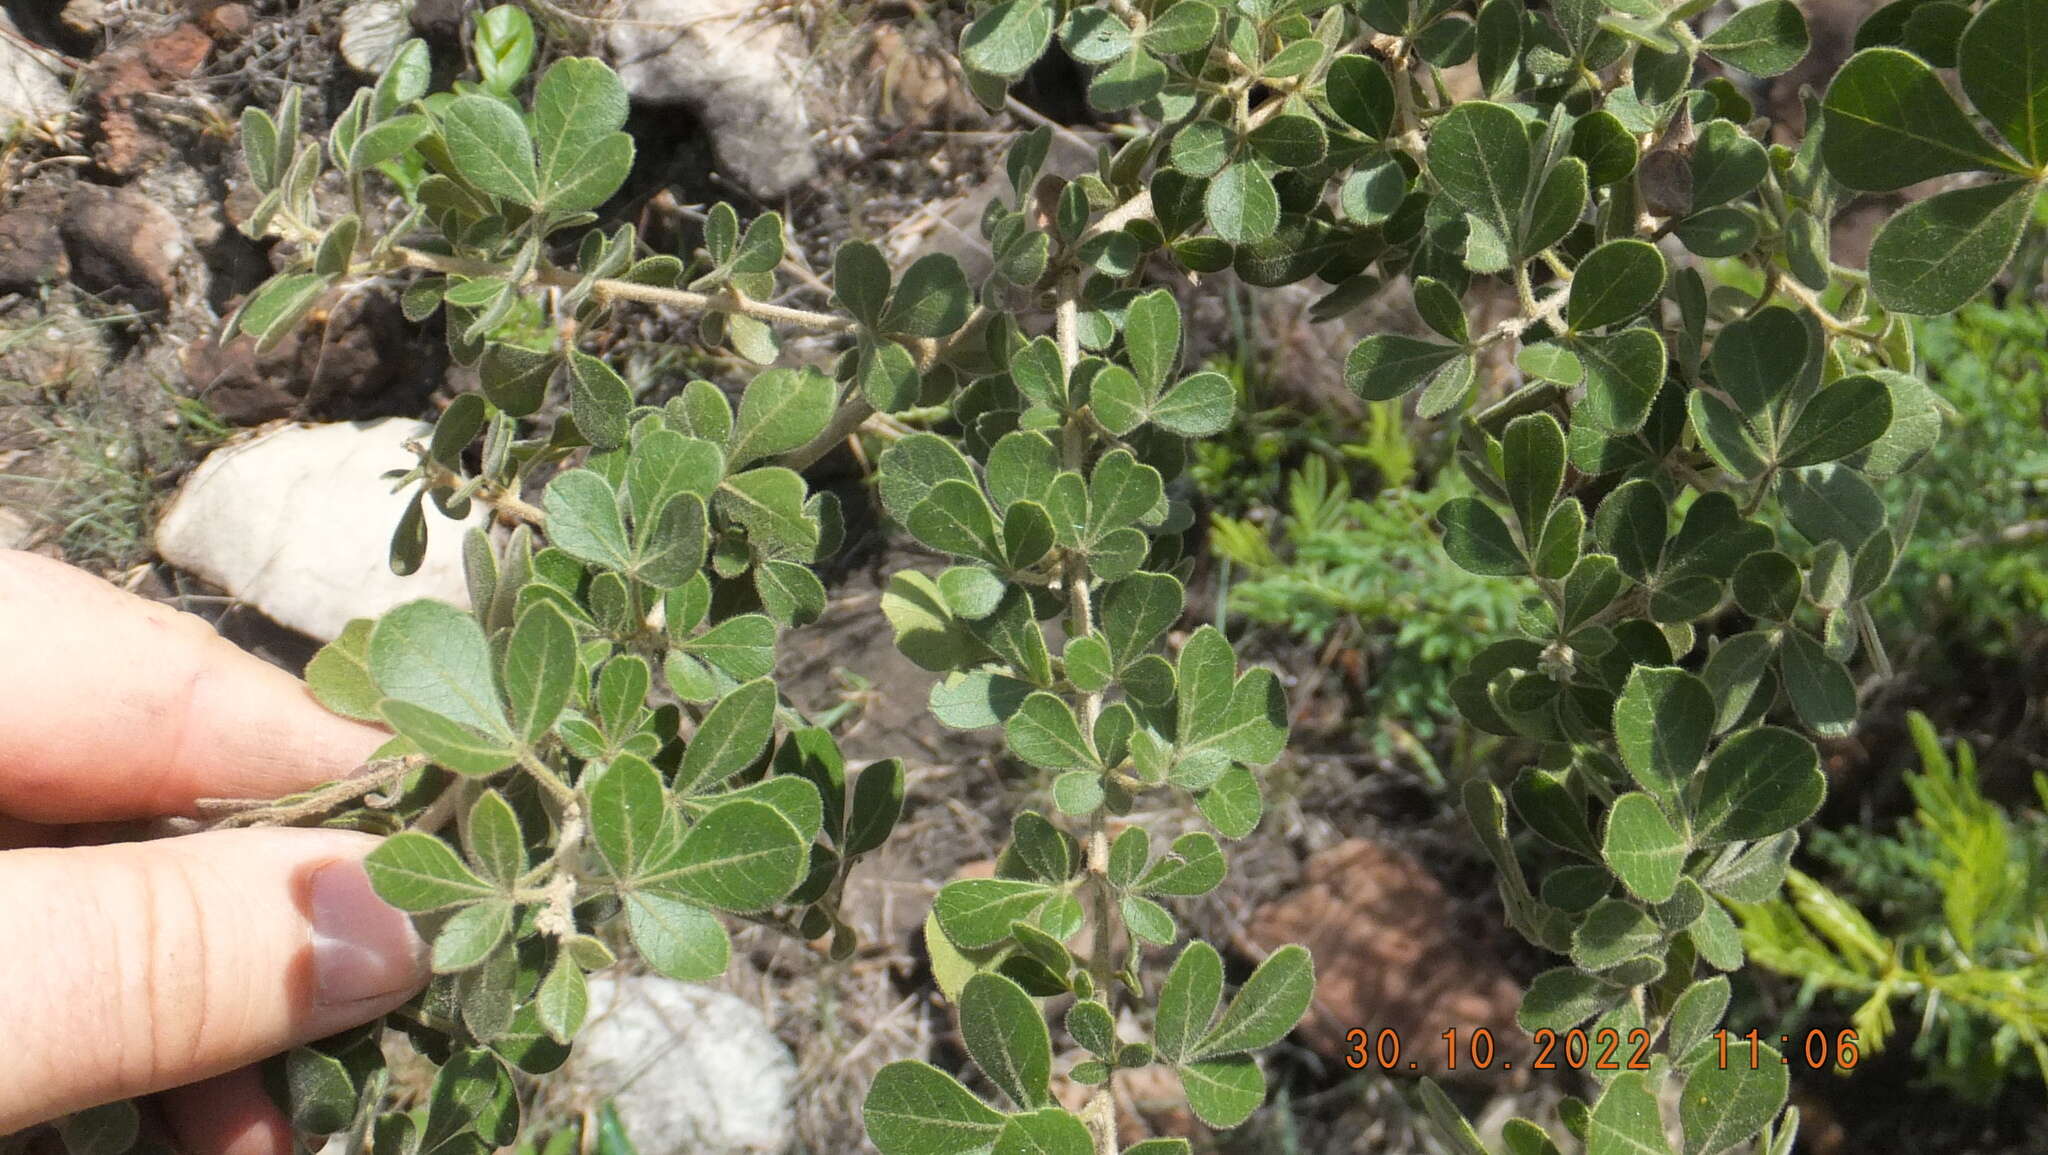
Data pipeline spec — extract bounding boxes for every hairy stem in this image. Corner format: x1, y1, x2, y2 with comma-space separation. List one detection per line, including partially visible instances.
199, 756, 424, 828
1770, 273, 1884, 342
393, 247, 856, 333
781, 395, 875, 472
1052, 267, 1119, 1155
485, 484, 549, 528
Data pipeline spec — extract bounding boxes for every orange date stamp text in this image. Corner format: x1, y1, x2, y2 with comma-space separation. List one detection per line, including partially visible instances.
1342, 1027, 1860, 1072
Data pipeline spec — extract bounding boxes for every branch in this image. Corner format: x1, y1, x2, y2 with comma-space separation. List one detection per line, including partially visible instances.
1482, 285, 1570, 347
1050, 265, 1121, 1155
779, 394, 876, 471
1770, 273, 1884, 342
199, 756, 425, 828
485, 485, 548, 528
393, 247, 856, 334
1077, 190, 1155, 246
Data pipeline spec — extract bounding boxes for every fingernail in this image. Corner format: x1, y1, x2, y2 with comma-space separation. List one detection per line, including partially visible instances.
309, 859, 427, 1006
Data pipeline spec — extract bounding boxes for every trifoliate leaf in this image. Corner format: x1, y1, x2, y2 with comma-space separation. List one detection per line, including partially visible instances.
1192, 945, 1314, 1059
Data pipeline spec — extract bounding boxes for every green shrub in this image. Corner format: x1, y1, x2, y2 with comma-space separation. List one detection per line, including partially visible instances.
1876, 301, 2048, 663
1212, 453, 1521, 776
30, 0, 2048, 1152
1736, 713, 2048, 1101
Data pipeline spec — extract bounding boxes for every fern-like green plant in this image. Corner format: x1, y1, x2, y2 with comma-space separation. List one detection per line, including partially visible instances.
1212, 455, 1521, 772
1879, 301, 2048, 663
1735, 712, 2048, 1100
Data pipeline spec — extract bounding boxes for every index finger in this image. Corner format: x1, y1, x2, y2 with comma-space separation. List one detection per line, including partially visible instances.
0, 551, 387, 822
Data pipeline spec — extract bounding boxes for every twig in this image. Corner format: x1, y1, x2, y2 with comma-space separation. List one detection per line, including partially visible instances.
1770, 273, 1883, 342
394, 248, 855, 333
1052, 266, 1119, 1155
199, 756, 425, 828
411, 777, 466, 837
486, 485, 549, 528
1076, 189, 1154, 246
781, 394, 876, 471
1004, 93, 1102, 163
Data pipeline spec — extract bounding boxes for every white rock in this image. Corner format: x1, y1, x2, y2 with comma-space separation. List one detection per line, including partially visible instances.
153, 419, 484, 642
0, 507, 33, 551
603, 0, 819, 199
0, 15, 69, 133
565, 975, 797, 1155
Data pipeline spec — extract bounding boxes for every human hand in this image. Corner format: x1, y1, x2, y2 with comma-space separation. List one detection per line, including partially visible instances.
0, 551, 430, 1151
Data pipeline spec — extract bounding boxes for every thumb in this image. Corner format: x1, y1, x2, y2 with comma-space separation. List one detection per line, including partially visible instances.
0, 828, 429, 1131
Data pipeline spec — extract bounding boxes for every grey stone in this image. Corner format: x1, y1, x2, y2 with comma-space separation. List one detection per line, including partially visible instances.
409, 0, 465, 43
565, 974, 797, 1155
604, 0, 818, 199
153, 419, 484, 642
0, 187, 67, 295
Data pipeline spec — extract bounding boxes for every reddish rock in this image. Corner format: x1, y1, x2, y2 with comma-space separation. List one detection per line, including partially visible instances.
142, 23, 212, 76
88, 22, 213, 176
181, 289, 418, 424
1245, 839, 1528, 1083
